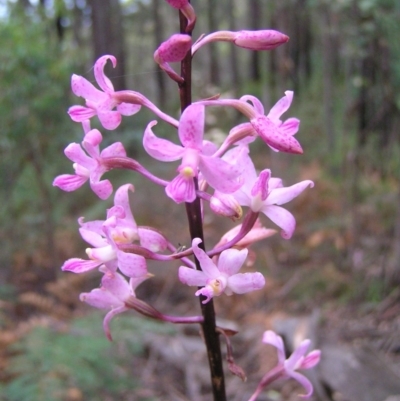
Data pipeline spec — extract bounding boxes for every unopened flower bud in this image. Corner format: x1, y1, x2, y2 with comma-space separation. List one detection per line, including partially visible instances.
234, 30, 289, 51
210, 194, 242, 221
154, 34, 192, 82
164, 0, 196, 32
165, 0, 188, 8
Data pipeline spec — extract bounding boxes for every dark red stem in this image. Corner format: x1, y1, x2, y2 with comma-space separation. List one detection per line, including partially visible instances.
179, 6, 227, 401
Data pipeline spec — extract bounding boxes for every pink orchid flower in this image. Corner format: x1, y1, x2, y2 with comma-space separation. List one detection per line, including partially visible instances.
143, 103, 244, 203
195, 91, 302, 154
248, 330, 321, 400
241, 91, 302, 153
62, 184, 168, 277
80, 268, 150, 340
68, 55, 141, 130
179, 238, 265, 304
218, 149, 313, 239
53, 128, 126, 200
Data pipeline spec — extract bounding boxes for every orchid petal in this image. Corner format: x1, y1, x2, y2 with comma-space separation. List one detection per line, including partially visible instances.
143, 121, 184, 161
79, 218, 104, 235
218, 248, 248, 276
83, 128, 102, 151
280, 117, 300, 136
179, 266, 207, 286
101, 271, 132, 300
100, 141, 127, 158
285, 339, 310, 371
262, 205, 296, 239
103, 305, 128, 341
79, 227, 108, 247
80, 288, 123, 309
97, 110, 122, 130
201, 140, 218, 156
267, 180, 314, 206
262, 330, 286, 365
178, 104, 204, 149
62, 258, 101, 273
70, 74, 106, 102
94, 55, 116, 93
251, 115, 303, 154
268, 91, 294, 123
53, 174, 87, 192
138, 227, 168, 252
223, 148, 256, 191
117, 102, 141, 116
199, 155, 243, 193
113, 184, 137, 227
68, 105, 97, 122
240, 94, 265, 115
64, 143, 96, 169
288, 371, 314, 399
301, 350, 321, 369
165, 175, 196, 203
116, 251, 148, 278
192, 238, 220, 278
227, 272, 265, 294
90, 179, 113, 200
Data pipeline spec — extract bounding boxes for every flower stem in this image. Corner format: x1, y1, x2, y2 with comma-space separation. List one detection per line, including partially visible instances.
179, 6, 227, 401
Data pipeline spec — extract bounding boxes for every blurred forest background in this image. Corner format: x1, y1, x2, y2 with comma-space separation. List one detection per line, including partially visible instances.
1, 0, 400, 400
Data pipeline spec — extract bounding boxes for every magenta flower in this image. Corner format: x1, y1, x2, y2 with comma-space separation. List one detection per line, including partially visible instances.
179, 238, 265, 303
196, 91, 302, 154
53, 128, 126, 200
143, 103, 244, 203
68, 55, 141, 130
62, 184, 168, 277
224, 150, 313, 239
247, 330, 321, 400
80, 269, 150, 340
243, 91, 302, 153
154, 34, 192, 82
192, 29, 289, 55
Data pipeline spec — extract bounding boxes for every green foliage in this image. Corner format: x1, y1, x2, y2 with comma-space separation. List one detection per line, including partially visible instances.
0, 3, 82, 267
0, 312, 174, 401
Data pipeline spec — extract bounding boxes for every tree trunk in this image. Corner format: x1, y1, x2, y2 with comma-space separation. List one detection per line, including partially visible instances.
89, 0, 126, 90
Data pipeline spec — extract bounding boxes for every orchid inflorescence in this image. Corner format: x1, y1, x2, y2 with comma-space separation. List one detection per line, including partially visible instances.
54, 1, 320, 399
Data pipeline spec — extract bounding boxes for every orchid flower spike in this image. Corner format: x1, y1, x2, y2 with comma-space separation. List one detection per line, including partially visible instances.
192, 29, 289, 55
179, 238, 265, 303
247, 330, 321, 401
80, 269, 151, 341
53, 128, 126, 199
143, 103, 244, 203
68, 55, 141, 130
164, 0, 196, 32
154, 34, 192, 83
